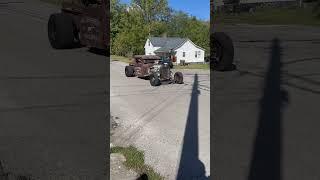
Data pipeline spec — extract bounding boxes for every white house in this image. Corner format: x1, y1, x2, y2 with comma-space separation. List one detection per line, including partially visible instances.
144, 37, 205, 64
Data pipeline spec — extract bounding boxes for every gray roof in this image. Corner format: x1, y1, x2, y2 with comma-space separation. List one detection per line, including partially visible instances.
149, 37, 188, 52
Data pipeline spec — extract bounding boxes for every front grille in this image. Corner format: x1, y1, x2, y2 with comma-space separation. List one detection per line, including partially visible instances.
160, 65, 170, 80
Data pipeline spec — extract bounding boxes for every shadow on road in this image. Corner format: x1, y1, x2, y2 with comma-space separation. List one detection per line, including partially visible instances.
176, 74, 209, 180
0, 74, 106, 80
0, 101, 106, 113
236, 69, 320, 95
248, 38, 289, 180
88, 48, 109, 57
0, 160, 33, 180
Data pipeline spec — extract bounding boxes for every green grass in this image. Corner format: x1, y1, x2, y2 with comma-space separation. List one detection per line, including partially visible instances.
111, 146, 164, 180
174, 63, 209, 70
214, 7, 320, 26
111, 55, 131, 63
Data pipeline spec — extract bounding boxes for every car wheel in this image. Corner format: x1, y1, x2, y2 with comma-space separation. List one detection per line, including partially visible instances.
125, 66, 134, 77
48, 13, 75, 49
212, 32, 234, 71
150, 73, 161, 86
174, 72, 183, 84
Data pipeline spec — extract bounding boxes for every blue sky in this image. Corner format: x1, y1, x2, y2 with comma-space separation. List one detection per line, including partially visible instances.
120, 0, 210, 21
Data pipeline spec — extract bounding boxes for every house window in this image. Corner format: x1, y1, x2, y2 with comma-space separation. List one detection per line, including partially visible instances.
195, 51, 197, 58
198, 51, 201, 57
183, 52, 186, 57
148, 41, 150, 46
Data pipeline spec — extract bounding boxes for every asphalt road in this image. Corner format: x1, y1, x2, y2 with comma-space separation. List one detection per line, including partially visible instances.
213, 24, 320, 180
110, 61, 210, 180
0, 1, 107, 179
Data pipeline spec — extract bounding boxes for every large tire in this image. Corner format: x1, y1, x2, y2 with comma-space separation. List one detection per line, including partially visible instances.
48, 13, 75, 49
150, 73, 161, 86
174, 72, 183, 84
125, 66, 134, 77
212, 32, 234, 71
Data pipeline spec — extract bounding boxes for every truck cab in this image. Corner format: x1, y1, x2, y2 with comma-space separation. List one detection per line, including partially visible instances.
48, 0, 109, 51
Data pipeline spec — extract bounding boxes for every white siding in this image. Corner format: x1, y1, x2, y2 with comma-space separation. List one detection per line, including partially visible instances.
175, 40, 205, 64
144, 39, 161, 55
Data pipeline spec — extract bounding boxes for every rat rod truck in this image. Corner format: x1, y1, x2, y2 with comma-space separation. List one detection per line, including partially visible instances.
47, 0, 109, 52
125, 55, 184, 86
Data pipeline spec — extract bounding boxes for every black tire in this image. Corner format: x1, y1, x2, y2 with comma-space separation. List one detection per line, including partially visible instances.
48, 13, 75, 49
150, 73, 161, 86
125, 66, 134, 77
174, 72, 183, 84
212, 32, 234, 71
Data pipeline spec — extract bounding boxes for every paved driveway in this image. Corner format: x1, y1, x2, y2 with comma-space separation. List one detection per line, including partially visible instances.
213, 24, 320, 180
110, 60, 210, 180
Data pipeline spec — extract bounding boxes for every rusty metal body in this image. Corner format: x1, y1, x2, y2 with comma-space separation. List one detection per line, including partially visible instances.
60, 0, 109, 50
125, 55, 183, 86
129, 55, 161, 78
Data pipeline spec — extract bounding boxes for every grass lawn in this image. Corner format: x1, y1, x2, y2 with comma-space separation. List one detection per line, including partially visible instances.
111, 55, 131, 63
214, 7, 320, 26
111, 146, 164, 180
174, 63, 210, 70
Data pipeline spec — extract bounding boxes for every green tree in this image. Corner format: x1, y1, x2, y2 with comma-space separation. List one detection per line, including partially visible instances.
166, 11, 210, 56
112, 5, 149, 55
131, 0, 170, 23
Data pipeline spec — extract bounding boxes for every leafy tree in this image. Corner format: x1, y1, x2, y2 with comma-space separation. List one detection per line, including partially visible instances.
131, 0, 170, 22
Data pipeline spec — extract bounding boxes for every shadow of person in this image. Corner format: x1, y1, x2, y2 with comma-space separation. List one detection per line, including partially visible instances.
248, 38, 288, 180
176, 74, 210, 180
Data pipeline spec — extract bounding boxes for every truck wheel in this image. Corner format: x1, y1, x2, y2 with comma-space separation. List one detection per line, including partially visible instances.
48, 13, 75, 49
125, 66, 134, 77
174, 72, 183, 84
212, 32, 234, 71
150, 73, 161, 86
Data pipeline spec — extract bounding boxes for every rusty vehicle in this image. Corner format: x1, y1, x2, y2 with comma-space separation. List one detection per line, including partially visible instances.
47, 0, 109, 52
211, 0, 235, 71
125, 55, 184, 86
125, 55, 159, 78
